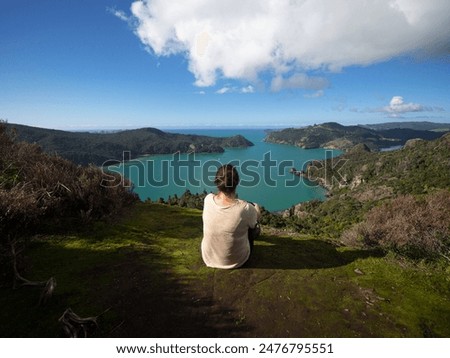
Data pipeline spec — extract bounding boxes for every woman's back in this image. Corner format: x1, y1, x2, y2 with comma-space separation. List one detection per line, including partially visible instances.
201, 193, 258, 269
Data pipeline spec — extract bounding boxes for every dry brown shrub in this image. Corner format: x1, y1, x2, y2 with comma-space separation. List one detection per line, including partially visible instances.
1, 122, 137, 243
341, 191, 450, 260
1, 121, 138, 283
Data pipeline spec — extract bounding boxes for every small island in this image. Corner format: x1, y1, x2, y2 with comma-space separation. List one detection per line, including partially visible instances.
289, 167, 305, 177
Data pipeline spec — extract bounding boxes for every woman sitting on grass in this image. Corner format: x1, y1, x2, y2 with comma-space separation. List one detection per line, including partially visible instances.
201, 164, 261, 269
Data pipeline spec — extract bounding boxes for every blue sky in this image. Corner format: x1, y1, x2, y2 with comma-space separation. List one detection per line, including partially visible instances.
1, 0, 449, 130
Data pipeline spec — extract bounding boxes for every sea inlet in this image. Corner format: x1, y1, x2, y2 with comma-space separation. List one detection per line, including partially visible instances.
109, 129, 342, 212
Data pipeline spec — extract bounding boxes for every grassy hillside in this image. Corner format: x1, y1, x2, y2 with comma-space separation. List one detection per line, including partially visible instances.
307, 132, 450, 195
265, 122, 448, 151
1, 203, 449, 338
5, 123, 254, 166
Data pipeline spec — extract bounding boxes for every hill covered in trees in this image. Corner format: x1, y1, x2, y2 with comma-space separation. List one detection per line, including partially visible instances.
4, 123, 254, 166
276, 132, 450, 261
265, 122, 449, 151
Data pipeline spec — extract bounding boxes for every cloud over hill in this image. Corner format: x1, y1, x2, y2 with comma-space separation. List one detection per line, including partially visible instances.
128, 0, 450, 89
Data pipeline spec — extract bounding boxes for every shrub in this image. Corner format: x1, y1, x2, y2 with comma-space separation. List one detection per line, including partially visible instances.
0, 122, 138, 283
341, 191, 450, 260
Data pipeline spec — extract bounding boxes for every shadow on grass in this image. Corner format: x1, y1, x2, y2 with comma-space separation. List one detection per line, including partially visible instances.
0, 204, 381, 338
102, 247, 252, 338
0, 240, 251, 338
246, 234, 384, 270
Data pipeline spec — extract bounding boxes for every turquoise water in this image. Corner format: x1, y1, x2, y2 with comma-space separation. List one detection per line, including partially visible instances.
110, 129, 341, 211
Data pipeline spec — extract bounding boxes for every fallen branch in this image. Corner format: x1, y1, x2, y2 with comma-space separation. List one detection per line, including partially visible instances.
37, 277, 57, 306
10, 239, 56, 305
59, 308, 99, 338
58, 307, 111, 338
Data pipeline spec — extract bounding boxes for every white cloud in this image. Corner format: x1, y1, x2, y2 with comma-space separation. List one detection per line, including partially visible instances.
352, 96, 445, 117
241, 85, 255, 94
215, 85, 255, 94
216, 87, 231, 94
107, 7, 129, 22
129, 0, 450, 88
351, 96, 445, 117
383, 96, 428, 114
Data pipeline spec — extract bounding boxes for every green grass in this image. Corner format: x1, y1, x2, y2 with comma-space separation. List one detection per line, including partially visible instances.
1, 203, 449, 337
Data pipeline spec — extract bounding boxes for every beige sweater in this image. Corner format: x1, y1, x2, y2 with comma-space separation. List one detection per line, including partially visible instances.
201, 193, 258, 269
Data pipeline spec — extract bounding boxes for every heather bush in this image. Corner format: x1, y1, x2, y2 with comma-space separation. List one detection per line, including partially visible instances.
0, 122, 138, 283
341, 191, 450, 260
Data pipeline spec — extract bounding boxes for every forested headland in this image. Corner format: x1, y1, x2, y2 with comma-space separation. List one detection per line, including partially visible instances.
4, 122, 254, 166
265, 121, 450, 151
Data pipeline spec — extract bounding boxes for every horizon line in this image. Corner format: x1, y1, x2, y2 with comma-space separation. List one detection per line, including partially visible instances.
4, 119, 450, 133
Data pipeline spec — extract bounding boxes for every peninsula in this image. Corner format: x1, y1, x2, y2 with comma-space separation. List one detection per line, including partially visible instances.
4, 123, 254, 166
264, 122, 449, 151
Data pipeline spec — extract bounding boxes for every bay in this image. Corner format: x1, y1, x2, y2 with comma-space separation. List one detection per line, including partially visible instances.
110, 129, 341, 212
